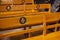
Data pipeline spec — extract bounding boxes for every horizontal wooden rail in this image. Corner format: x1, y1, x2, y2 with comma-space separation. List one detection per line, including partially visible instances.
0, 23, 60, 38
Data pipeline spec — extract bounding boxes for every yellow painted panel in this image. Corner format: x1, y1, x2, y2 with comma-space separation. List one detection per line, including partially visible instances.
0, 15, 43, 29
0, 13, 60, 29
46, 13, 60, 22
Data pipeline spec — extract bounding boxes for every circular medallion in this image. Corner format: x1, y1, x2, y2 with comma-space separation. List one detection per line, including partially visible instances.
6, 5, 11, 11
19, 17, 26, 24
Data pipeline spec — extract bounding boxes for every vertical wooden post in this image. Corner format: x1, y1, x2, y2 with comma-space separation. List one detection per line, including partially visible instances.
24, 26, 31, 38
32, 0, 34, 12
24, 27, 27, 37
55, 25, 57, 32
55, 21, 58, 32
24, 0, 26, 15
28, 26, 32, 38
43, 14, 46, 36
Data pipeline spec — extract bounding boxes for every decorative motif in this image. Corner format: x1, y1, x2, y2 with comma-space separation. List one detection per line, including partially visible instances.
19, 17, 26, 24
6, 5, 11, 11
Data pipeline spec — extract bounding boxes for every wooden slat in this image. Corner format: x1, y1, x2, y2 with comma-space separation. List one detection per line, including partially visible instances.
25, 0, 33, 3
0, 5, 24, 11
0, 15, 43, 29
0, 0, 23, 5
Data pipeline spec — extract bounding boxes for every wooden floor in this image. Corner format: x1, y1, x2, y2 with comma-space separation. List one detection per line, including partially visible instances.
23, 31, 60, 40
